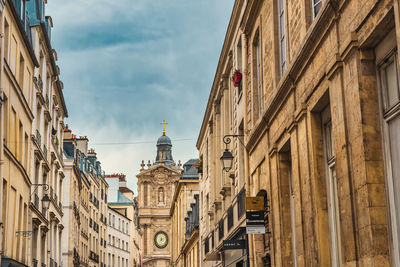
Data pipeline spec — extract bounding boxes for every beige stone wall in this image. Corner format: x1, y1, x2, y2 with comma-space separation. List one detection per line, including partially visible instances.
197, 0, 400, 266
1, 2, 36, 266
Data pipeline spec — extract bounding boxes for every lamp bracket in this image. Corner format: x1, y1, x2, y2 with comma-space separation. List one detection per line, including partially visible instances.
30, 184, 49, 198
222, 134, 244, 148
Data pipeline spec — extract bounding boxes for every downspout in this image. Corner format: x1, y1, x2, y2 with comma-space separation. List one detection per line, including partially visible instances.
0, 0, 6, 263
241, 30, 255, 267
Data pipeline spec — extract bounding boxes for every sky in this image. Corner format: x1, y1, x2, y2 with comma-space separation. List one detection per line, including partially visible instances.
47, 0, 234, 194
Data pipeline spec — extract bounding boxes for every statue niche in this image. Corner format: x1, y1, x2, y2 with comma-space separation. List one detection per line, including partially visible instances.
158, 187, 165, 205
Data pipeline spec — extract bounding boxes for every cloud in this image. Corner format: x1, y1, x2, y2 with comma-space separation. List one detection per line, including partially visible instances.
47, 0, 234, 193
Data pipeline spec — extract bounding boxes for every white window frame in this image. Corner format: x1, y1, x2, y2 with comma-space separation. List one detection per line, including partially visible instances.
312, 0, 322, 20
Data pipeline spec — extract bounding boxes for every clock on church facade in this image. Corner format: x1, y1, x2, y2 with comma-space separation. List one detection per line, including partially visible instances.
154, 231, 168, 249
137, 124, 182, 267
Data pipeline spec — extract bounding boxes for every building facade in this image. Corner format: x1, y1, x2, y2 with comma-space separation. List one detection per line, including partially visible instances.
137, 131, 182, 267
170, 159, 200, 267
198, 0, 400, 266
0, 0, 38, 266
63, 129, 109, 267
107, 207, 130, 267
0, 0, 68, 267
105, 173, 141, 267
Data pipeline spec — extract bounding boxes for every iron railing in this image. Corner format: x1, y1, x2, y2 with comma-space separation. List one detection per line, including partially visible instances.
218, 218, 224, 241
237, 187, 246, 219
227, 205, 234, 230
43, 145, 47, 159
45, 94, 49, 108
36, 129, 41, 147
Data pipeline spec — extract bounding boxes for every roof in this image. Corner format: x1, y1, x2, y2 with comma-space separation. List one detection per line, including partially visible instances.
108, 191, 134, 205
180, 159, 199, 180
157, 135, 172, 146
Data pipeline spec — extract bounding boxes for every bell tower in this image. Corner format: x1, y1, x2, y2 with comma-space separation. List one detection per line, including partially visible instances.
137, 123, 182, 267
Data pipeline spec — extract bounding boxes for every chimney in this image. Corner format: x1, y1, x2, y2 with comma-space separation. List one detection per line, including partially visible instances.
119, 174, 127, 188
76, 136, 89, 155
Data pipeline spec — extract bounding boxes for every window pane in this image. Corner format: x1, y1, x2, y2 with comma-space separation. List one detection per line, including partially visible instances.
385, 60, 400, 108
314, 2, 322, 17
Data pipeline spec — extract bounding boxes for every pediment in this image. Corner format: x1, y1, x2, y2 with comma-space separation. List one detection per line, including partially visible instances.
137, 163, 181, 178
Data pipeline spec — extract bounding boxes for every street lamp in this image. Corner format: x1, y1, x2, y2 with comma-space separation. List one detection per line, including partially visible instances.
220, 149, 234, 172
41, 194, 51, 210
30, 184, 50, 211
220, 135, 244, 172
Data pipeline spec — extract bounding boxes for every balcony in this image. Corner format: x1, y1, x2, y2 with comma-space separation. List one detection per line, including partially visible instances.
43, 145, 48, 159
45, 94, 49, 108
38, 74, 43, 91
36, 130, 42, 147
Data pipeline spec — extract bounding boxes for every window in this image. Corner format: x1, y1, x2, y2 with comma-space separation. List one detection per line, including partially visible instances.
254, 33, 262, 116
278, 144, 297, 266
19, 53, 24, 89
378, 53, 400, 110
236, 38, 243, 96
322, 105, 341, 267
375, 29, 400, 265
312, 0, 322, 19
4, 20, 9, 62
218, 219, 224, 241
278, 0, 286, 75
227, 206, 233, 230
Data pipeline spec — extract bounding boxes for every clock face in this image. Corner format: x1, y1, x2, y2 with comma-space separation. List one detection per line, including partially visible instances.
154, 231, 168, 249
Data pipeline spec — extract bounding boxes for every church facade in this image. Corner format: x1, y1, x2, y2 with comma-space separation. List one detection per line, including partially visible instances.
137, 128, 182, 267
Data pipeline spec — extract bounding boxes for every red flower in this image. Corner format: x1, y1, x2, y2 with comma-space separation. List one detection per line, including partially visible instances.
233, 72, 242, 87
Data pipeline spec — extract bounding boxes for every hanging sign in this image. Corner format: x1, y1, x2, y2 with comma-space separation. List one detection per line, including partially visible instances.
246, 210, 266, 234
246, 196, 264, 211
222, 240, 246, 250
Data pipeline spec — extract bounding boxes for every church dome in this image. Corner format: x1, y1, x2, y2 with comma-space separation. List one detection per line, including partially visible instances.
157, 135, 172, 146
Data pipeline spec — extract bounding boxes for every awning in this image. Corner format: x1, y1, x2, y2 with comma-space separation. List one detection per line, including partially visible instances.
1, 256, 29, 267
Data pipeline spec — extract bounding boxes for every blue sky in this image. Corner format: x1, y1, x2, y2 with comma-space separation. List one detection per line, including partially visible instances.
47, 0, 234, 194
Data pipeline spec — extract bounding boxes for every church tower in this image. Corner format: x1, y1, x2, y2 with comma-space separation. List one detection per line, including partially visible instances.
137, 122, 182, 267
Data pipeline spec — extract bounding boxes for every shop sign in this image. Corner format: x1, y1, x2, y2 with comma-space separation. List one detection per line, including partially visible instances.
246, 211, 265, 234
246, 196, 264, 211
223, 240, 246, 250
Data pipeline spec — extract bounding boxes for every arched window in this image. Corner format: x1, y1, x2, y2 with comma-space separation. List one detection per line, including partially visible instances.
158, 187, 165, 205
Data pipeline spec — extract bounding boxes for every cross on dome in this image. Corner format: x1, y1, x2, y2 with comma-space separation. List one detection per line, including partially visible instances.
160, 120, 168, 136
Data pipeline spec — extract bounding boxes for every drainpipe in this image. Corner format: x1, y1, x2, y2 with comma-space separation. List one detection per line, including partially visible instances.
241, 30, 255, 267
0, 0, 6, 264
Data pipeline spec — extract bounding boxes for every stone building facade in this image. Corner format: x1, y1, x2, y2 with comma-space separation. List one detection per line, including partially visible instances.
105, 173, 142, 267
137, 132, 182, 267
170, 159, 200, 267
198, 0, 400, 266
63, 130, 109, 267
0, 0, 67, 266
107, 207, 130, 267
